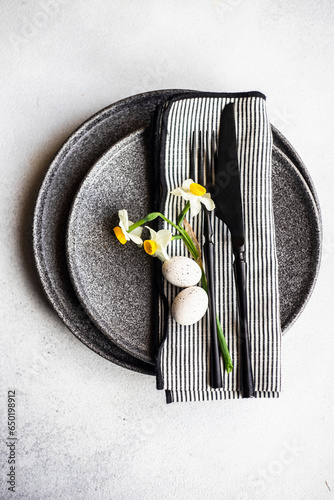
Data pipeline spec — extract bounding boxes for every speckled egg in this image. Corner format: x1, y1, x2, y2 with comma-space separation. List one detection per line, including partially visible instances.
162, 256, 202, 288
172, 286, 208, 326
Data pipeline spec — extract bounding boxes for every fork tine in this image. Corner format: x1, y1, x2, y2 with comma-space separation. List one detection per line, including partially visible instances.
198, 131, 205, 186
205, 130, 212, 188
190, 130, 196, 181
190, 129, 215, 187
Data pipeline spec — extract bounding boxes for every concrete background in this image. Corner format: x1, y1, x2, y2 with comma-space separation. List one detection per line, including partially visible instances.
0, 1, 333, 498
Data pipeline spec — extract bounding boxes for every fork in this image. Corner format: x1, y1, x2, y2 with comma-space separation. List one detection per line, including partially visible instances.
190, 131, 223, 389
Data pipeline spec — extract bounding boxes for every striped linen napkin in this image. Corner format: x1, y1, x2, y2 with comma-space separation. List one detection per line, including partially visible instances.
154, 92, 281, 403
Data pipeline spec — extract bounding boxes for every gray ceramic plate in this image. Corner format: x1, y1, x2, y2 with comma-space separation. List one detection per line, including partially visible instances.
33, 89, 322, 373
66, 127, 321, 364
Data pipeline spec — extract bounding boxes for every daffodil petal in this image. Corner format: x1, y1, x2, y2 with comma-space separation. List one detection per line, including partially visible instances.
182, 179, 194, 190
128, 232, 143, 246
190, 197, 202, 218
145, 226, 158, 240
155, 229, 172, 247
130, 225, 143, 237
171, 187, 185, 197
128, 219, 143, 237
175, 189, 194, 201
155, 248, 170, 262
119, 221, 130, 241
201, 194, 215, 211
118, 209, 129, 229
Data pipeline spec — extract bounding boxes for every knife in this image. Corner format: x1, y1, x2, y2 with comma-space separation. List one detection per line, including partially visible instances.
213, 103, 255, 398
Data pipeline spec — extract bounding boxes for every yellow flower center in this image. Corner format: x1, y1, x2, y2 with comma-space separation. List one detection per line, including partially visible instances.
113, 226, 127, 245
144, 239, 157, 255
190, 182, 206, 197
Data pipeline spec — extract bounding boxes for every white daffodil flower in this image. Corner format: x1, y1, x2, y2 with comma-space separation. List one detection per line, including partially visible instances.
171, 178, 215, 218
143, 227, 172, 262
113, 209, 143, 246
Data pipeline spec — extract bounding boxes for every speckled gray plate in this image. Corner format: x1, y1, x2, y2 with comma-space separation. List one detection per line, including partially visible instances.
67, 130, 156, 364
33, 89, 322, 373
66, 126, 321, 363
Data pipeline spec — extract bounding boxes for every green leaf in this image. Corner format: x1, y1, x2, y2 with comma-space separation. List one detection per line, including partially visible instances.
216, 315, 233, 373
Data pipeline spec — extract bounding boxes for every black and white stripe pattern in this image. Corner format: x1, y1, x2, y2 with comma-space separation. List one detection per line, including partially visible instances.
156, 94, 281, 403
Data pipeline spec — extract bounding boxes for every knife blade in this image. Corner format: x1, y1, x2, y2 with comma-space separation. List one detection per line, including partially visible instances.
213, 103, 254, 398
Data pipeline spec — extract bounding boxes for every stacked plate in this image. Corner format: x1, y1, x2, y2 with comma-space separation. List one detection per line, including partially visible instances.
33, 90, 322, 376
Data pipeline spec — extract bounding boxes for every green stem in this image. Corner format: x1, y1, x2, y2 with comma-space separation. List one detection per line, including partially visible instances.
216, 315, 233, 373
177, 201, 190, 226
200, 269, 208, 293
128, 212, 180, 234
159, 214, 184, 233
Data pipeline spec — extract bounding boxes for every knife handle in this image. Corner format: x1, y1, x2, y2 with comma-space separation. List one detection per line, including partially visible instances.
233, 248, 254, 398
204, 212, 223, 389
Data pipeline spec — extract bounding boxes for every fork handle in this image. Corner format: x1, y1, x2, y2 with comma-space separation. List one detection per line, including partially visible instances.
204, 212, 223, 389
233, 247, 254, 398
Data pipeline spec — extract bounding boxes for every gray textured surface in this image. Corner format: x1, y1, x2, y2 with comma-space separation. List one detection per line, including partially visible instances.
1, 1, 333, 499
